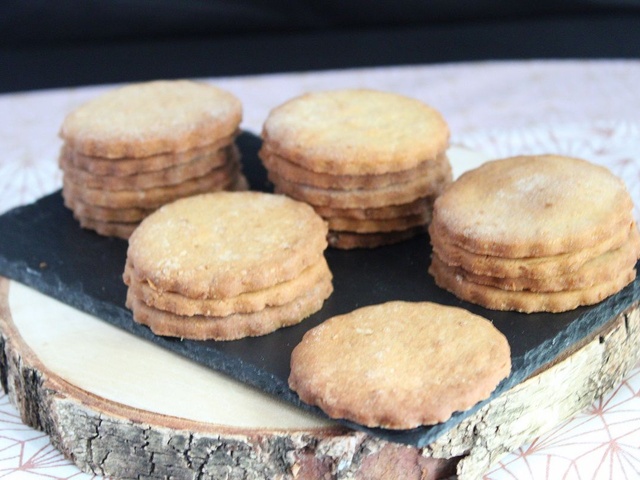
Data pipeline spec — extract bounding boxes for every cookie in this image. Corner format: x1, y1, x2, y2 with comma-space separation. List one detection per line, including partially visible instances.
270, 164, 451, 209
63, 193, 153, 223
125, 258, 332, 317
289, 301, 511, 429
261, 89, 449, 175
59, 145, 237, 190
74, 216, 139, 239
327, 227, 425, 249
126, 192, 329, 299
62, 158, 240, 209
59, 133, 237, 176
260, 147, 449, 190
440, 227, 640, 292
60, 80, 242, 158
313, 196, 435, 220
429, 220, 634, 279
261, 89, 451, 249
429, 254, 637, 313
126, 277, 333, 340
327, 213, 430, 234
431, 155, 635, 257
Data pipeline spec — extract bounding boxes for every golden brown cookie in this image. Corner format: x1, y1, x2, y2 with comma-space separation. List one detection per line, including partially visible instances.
431, 155, 635, 257
313, 196, 435, 220
438, 227, 640, 292
327, 227, 425, 249
59, 134, 237, 176
125, 258, 332, 317
62, 158, 240, 209
429, 254, 637, 313
126, 192, 329, 299
270, 164, 451, 209
74, 215, 139, 239
63, 193, 154, 223
261, 89, 449, 175
429, 221, 635, 279
326, 213, 429, 234
59, 145, 237, 190
60, 80, 242, 158
126, 277, 333, 340
260, 147, 449, 190
289, 301, 511, 429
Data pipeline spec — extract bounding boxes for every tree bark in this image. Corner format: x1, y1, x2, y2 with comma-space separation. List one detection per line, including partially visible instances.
0, 278, 638, 479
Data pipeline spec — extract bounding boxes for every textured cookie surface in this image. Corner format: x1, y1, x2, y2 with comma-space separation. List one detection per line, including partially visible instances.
127, 192, 329, 299
431, 155, 634, 257
262, 89, 449, 174
289, 301, 511, 429
60, 80, 242, 158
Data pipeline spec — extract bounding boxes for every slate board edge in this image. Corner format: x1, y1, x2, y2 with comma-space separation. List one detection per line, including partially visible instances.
1, 194, 639, 448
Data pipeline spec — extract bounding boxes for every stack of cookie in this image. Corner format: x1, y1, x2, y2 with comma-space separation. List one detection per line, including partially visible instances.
59, 80, 246, 239
259, 89, 452, 249
124, 191, 333, 340
429, 155, 640, 313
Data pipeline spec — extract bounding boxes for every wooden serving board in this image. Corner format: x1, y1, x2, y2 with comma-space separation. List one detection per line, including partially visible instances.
1, 133, 640, 478
1, 278, 639, 479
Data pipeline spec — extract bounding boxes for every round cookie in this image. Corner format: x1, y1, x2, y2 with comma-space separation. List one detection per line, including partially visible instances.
125, 258, 332, 317
327, 227, 425, 249
59, 145, 237, 190
59, 135, 236, 176
289, 301, 511, 429
326, 213, 429, 234
429, 221, 635, 279
261, 89, 449, 175
431, 155, 635, 257
126, 278, 333, 341
74, 216, 139, 239
314, 196, 435, 221
127, 192, 329, 299
61, 150, 222, 191
60, 80, 242, 158
63, 194, 153, 223
441, 227, 640, 292
429, 255, 637, 313
270, 165, 451, 209
260, 148, 449, 190
62, 159, 240, 209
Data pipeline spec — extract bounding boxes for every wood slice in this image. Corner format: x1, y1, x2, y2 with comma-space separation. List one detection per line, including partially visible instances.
1, 277, 639, 479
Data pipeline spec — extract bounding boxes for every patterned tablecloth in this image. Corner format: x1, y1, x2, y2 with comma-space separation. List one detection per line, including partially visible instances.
0, 59, 639, 479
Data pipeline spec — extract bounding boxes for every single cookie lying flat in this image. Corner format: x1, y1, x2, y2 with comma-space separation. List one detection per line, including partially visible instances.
289, 301, 511, 429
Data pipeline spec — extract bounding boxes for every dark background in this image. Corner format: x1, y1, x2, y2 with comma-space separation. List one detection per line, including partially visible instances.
2, 1, 640, 93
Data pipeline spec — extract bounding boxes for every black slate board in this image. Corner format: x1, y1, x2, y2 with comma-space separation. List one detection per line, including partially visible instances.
0, 131, 638, 447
